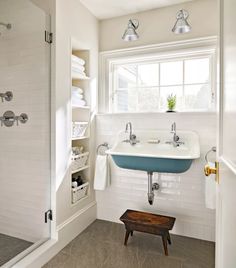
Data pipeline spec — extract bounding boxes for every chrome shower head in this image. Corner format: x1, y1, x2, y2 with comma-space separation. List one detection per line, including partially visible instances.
0, 22, 12, 30
0, 22, 12, 36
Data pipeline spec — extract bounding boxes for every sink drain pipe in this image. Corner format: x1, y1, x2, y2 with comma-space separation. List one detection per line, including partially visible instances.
147, 172, 160, 205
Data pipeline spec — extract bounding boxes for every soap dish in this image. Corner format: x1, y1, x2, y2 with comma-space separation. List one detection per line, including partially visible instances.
147, 139, 160, 144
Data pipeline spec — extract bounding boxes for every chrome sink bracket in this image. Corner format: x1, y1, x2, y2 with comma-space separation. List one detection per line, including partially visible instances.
0, 111, 28, 127
147, 172, 160, 205
0, 91, 13, 102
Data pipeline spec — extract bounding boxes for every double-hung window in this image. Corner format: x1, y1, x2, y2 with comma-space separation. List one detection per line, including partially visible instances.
105, 47, 215, 113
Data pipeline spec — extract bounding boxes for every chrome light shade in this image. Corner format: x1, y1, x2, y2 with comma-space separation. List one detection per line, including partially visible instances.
172, 9, 191, 34
122, 19, 139, 41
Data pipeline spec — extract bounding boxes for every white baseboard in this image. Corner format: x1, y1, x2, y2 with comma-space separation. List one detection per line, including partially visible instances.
13, 201, 97, 268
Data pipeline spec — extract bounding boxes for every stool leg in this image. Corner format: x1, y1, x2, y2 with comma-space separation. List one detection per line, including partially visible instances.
124, 230, 131, 246
131, 231, 133, 236
167, 231, 171, 245
162, 235, 168, 256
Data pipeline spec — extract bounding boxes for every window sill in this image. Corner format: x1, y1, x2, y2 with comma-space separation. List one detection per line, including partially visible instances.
96, 110, 216, 116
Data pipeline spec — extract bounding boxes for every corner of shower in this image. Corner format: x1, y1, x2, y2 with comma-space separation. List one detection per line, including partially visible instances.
0, 0, 53, 266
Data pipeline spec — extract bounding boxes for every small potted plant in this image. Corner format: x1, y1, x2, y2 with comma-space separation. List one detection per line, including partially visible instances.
166, 94, 176, 112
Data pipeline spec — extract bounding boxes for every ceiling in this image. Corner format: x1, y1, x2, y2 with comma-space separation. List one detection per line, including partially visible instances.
80, 0, 194, 20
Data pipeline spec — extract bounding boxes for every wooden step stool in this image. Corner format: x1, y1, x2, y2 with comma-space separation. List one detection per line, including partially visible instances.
120, 209, 176, 256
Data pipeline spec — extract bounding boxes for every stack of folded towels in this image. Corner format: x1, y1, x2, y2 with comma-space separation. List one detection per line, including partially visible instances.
71, 86, 86, 107
71, 55, 87, 78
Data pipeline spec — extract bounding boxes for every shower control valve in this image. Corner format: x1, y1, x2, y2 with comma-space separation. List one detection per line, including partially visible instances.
0, 91, 13, 102
0, 110, 28, 127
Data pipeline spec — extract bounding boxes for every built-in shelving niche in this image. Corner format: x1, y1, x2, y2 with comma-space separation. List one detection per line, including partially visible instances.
71, 42, 91, 205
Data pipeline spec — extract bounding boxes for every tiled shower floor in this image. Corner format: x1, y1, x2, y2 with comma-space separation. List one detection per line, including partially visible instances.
44, 220, 215, 268
0, 233, 32, 266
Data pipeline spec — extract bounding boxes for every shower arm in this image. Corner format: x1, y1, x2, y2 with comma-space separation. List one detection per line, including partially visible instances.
0, 22, 11, 29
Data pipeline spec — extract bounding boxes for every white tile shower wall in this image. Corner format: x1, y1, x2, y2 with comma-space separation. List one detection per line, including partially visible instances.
96, 112, 217, 242
0, 0, 50, 242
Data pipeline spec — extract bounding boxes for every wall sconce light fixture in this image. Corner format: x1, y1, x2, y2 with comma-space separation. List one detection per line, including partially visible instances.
172, 9, 191, 34
122, 19, 139, 41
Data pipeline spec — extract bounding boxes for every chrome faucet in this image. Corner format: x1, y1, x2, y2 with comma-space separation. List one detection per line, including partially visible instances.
124, 122, 139, 145
125, 122, 133, 140
171, 122, 179, 143
166, 122, 184, 147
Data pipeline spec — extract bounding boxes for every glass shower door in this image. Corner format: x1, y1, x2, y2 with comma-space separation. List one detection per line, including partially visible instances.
0, 0, 51, 266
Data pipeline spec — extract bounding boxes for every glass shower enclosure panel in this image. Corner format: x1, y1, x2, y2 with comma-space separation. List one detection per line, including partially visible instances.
0, 0, 51, 266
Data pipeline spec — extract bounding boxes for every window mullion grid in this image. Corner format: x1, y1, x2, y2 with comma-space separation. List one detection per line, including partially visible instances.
111, 54, 213, 113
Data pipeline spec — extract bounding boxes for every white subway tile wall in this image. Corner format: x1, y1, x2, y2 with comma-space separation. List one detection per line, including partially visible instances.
96, 112, 216, 241
0, 0, 50, 242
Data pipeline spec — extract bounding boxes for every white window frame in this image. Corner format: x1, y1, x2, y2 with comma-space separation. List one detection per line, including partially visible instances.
99, 36, 217, 114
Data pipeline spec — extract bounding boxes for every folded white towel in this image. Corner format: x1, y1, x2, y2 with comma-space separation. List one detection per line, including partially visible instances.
72, 86, 83, 94
72, 99, 86, 107
71, 55, 85, 66
94, 155, 110, 190
205, 162, 216, 209
72, 67, 86, 75
72, 62, 85, 72
72, 91, 83, 100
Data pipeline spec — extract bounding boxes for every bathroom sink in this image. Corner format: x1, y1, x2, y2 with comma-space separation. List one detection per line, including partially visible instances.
106, 130, 200, 173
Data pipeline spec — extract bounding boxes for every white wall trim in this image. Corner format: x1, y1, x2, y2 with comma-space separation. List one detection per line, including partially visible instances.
99, 36, 217, 113
100, 36, 218, 57
57, 201, 97, 231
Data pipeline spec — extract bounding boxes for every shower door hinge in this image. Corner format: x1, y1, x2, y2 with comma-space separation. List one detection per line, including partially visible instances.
45, 209, 53, 223
45, 31, 53, 44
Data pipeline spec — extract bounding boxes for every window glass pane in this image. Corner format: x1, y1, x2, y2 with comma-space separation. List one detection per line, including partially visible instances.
114, 88, 138, 112
160, 61, 183, 86
185, 58, 210, 84
114, 90, 129, 112
160, 86, 183, 111
111, 55, 212, 113
184, 84, 211, 110
117, 65, 137, 89
137, 87, 159, 111
137, 64, 159, 86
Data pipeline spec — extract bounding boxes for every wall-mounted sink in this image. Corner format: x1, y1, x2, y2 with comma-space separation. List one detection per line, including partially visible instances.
106, 130, 200, 174
106, 124, 200, 205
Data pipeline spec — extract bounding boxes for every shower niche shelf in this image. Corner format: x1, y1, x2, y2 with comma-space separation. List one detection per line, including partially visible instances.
70, 41, 92, 206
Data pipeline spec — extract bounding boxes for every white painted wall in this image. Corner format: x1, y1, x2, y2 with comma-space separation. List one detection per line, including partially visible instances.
0, 0, 51, 242
96, 112, 217, 241
96, 0, 218, 242
99, 0, 218, 51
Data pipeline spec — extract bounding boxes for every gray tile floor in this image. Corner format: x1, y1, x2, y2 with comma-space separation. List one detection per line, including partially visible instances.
43, 220, 215, 268
0, 233, 32, 266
